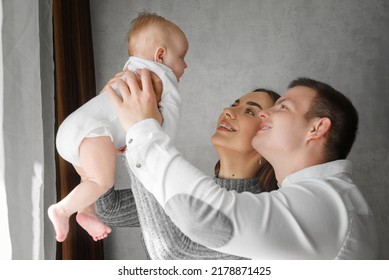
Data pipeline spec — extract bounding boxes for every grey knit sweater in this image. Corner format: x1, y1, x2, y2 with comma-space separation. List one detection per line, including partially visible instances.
96, 161, 262, 259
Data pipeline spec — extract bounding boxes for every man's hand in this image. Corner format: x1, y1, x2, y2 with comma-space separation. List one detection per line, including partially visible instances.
102, 69, 163, 104
107, 69, 163, 132
101, 70, 126, 93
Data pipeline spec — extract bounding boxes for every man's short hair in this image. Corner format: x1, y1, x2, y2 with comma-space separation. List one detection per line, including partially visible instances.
288, 78, 359, 160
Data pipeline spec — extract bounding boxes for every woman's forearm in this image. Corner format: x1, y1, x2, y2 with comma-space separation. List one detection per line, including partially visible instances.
95, 187, 139, 227
129, 170, 246, 259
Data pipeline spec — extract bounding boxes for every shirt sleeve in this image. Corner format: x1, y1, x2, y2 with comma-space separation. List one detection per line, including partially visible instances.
124, 119, 345, 259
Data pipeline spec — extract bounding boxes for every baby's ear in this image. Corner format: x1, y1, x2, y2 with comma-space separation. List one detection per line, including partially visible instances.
154, 47, 166, 63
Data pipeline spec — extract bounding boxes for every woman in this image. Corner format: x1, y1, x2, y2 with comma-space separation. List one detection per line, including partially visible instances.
96, 78, 280, 259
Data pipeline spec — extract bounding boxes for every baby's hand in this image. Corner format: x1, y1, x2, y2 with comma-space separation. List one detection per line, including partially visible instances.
116, 145, 126, 155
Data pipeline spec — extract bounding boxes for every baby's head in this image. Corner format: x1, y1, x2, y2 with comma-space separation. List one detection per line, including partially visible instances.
128, 12, 189, 81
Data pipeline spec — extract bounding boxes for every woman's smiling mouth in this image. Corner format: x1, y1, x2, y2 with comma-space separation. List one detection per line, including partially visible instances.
218, 121, 236, 132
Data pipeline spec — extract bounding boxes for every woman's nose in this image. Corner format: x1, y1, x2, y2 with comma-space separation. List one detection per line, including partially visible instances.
223, 107, 236, 119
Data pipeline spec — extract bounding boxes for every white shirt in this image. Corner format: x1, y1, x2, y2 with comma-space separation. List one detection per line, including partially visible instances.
124, 119, 379, 259
56, 57, 180, 166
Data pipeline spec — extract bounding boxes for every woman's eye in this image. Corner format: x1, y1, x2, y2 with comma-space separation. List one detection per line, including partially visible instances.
245, 108, 255, 116
280, 104, 287, 110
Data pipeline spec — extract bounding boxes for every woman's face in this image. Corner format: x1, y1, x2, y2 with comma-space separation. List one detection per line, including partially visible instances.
211, 91, 276, 155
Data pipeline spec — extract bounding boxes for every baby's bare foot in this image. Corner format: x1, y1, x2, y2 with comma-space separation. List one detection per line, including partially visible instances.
48, 204, 69, 242
76, 212, 112, 241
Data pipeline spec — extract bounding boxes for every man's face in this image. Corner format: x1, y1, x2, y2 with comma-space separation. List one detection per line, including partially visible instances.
251, 86, 317, 160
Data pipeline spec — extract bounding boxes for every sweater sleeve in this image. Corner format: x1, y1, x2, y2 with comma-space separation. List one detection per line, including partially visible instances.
128, 168, 246, 259
95, 187, 139, 227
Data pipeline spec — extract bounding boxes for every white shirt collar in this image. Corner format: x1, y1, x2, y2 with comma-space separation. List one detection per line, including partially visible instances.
280, 159, 353, 188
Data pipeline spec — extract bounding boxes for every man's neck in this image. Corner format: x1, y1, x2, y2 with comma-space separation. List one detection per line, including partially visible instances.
273, 153, 327, 184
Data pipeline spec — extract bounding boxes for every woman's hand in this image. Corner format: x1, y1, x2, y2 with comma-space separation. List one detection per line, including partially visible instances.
107, 69, 163, 132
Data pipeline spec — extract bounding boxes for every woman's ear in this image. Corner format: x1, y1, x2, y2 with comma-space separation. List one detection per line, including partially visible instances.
154, 47, 166, 63
307, 117, 332, 140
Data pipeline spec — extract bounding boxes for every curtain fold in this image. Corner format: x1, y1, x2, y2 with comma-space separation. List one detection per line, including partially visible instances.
52, 0, 103, 260
0, 0, 55, 259
0, 0, 12, 261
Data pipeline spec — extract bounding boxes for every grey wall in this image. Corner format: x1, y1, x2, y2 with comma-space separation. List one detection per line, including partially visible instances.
90, 0, 389, 259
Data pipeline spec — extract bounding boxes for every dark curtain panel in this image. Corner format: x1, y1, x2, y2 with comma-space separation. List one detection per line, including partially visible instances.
52, 0, 104, 260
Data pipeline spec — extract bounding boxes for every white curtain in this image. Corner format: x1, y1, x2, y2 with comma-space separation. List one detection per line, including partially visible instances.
0, 0, 55, 259
0, 0, 11, 260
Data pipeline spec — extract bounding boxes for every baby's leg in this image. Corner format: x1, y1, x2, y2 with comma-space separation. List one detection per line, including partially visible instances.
48, 136, 116, 242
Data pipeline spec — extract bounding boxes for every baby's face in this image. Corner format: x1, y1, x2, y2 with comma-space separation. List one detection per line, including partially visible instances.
163, 34, 189, 82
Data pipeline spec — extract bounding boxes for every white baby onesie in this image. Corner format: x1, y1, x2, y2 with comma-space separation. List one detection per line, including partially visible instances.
56, 56, 181, 167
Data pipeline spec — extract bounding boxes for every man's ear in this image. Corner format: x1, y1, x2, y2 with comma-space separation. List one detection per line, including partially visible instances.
154, 47, 166, 63
307, 117, 331, 140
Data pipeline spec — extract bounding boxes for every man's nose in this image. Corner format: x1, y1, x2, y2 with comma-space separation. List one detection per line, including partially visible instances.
258, 109, 269, 119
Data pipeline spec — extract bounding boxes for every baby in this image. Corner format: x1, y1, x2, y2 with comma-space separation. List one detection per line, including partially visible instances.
48, 12, 188, 242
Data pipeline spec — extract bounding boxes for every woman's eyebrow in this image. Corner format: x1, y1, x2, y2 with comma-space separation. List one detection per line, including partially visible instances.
246, 101, 262, 110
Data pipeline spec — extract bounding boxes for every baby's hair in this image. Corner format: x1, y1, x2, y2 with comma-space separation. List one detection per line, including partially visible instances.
128, 12, 172, 56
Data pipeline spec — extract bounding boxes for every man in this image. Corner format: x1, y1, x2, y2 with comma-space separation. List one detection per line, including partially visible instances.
108, 69, 378, 259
